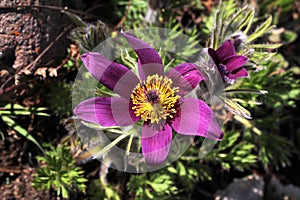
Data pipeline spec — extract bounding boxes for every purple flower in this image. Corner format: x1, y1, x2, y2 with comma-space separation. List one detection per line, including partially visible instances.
74, 32, 223, 165
208, 40, 249, 82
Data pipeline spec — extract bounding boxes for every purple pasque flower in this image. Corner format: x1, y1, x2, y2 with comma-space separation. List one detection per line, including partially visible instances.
208, 40, 249, 82
74, 31, 223, 165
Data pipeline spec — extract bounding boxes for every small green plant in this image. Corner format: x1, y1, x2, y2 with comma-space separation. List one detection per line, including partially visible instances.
87, 179, 121, 200
127, 172, 178, 200
33, 144, 87, 199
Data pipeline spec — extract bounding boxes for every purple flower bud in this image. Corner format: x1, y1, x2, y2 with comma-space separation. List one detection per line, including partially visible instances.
208, 40, 249, 83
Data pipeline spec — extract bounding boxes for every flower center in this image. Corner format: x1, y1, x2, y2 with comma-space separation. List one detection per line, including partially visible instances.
131, 75, 180, 124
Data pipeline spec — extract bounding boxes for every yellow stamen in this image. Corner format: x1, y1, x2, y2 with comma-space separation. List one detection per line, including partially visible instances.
131, 75, 180, 123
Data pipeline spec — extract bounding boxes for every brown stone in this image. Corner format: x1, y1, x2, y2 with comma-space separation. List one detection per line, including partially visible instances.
0, 0, 70, 72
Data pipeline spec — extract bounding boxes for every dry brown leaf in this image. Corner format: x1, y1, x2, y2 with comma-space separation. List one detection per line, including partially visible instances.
0, 70, 9, 77
34, 67, 47, 78
48, 67, 58, 77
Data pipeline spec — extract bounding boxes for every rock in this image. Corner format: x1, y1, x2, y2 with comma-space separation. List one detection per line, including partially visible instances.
215, 174, 264, 200
215, 174, 300, 200
0, 0, 70, 72
270, 176, 300, 199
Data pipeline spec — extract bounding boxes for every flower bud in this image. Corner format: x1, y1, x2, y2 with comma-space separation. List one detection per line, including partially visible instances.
232, 32, 247, 50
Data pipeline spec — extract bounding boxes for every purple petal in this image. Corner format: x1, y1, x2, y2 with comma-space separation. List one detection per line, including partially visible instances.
141, 123, 172, 165
208, 48, 220, 64
81, 52, 139, 98
138, 63, 166, 80
74, 97, 139, 127
112, 70, 140, 99
228, 68, 249, 79
166, 63, 206, 96
121, 31, 162, 65
216, 40, 236, 61
171, 98, 223, 140
121, 31, 164, 80
223, 55, 248, 72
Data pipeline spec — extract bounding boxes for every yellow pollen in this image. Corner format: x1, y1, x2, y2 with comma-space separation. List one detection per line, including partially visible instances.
131, 74, 180, 123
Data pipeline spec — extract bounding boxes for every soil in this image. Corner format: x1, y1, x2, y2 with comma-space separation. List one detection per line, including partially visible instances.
0, 135, 52, 199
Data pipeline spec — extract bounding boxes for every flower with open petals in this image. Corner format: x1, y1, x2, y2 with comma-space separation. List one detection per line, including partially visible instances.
208, 40, 248, 83
74, 32, 223, 165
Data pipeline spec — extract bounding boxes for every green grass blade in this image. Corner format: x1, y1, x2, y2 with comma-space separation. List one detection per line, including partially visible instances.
248, 43, 283, 49
236, 10, 254, 32
90, 131, 131, 157
1, 116, 44, 153
247, 16, 273, 43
